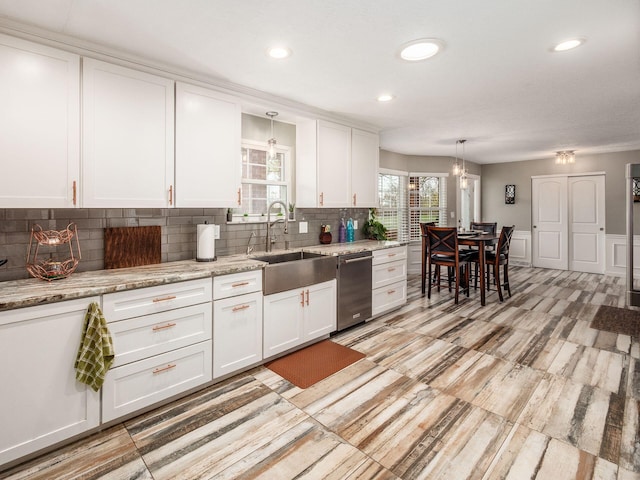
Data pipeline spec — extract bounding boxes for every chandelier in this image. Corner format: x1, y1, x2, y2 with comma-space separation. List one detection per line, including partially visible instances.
555, 150, 575, 165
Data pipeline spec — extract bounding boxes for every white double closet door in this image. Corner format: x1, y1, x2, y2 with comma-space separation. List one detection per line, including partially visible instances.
532, 174, 605, 273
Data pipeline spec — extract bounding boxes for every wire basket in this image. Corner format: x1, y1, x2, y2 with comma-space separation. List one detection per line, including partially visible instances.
26, 223, 82, 281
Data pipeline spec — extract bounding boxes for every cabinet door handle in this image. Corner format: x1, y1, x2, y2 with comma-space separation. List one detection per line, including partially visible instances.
353, 193, 357, 206
320, 192, 324, 206
300, 290, 305, 307
153, 295, 177, 303
152, 322, 176, 331
72, 180, 77, 206
388, 267, 396, 272
387, 289, 396, 295
153, 364, 176, 374
231, 281, 249, 288
305, 289, 310, 306
237, 188, 241, 206
388, 253, 396, 257
169, 185, 173, 206
232, 304, 250, 312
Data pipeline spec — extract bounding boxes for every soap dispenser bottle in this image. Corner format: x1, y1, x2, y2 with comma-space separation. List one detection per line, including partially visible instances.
338, 218, 346, 243
346, 218, 355, 242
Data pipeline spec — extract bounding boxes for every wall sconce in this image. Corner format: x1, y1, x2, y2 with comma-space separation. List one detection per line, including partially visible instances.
555, 150, 575, 165
633, 178, 640, 202
505, 185, 516, 204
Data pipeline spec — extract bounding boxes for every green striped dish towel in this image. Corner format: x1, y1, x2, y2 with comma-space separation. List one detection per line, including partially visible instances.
75, 302, 115, 392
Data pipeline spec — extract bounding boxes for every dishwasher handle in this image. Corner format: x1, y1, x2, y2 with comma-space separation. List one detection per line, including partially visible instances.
341, 256, 372, 265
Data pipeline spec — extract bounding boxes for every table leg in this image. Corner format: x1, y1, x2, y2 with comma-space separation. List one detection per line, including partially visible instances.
479, 241, 486, 306
421, 236, 426, 294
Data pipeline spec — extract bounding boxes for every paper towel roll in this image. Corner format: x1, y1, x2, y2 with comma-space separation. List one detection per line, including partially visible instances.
196, 223, 216, 261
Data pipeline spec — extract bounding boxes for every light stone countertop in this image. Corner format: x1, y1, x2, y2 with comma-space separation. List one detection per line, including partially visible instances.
0, 240, 404, 311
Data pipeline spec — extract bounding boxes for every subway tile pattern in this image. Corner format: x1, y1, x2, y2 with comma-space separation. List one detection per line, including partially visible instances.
2, 267, 640, 479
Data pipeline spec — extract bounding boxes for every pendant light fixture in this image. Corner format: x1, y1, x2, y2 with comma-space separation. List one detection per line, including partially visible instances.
458, 139, 468, 190
266, 111, 278, 160
453, 140, 461, 176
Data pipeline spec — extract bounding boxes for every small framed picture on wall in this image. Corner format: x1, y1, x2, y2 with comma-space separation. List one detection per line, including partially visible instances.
505, 184, 516, 204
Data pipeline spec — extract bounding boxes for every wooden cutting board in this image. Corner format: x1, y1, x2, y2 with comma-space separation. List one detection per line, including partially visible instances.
104, 226, 161, 269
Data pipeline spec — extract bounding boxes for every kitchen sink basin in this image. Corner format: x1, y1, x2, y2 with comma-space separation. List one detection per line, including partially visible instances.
253, 251, 337, 295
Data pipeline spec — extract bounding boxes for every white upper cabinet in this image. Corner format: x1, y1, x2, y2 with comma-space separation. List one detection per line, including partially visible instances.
175, 82, 241, 207
0, 34, 80, 208
296, 119, 379, 208
317, 120, 352, 208
82, 58, 174, 207
351, 128, 379, 207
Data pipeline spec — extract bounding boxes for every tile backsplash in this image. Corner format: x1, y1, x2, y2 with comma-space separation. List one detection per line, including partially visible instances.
0, 207, 370, 282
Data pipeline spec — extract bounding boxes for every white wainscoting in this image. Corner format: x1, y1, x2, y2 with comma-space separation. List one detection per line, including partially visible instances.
406, 230, 532, 274
605, 234, 640, 278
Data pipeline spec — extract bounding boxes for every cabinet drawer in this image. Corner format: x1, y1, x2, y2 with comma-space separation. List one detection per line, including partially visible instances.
110, 303, 212, 367
102, 341, 212, 423
213, 270, 262, 299
103, 278, 212, 321
213, 291, 263, 378
372, 246, 407, 265
372, 259, 407, 289
372, 280, 407, 317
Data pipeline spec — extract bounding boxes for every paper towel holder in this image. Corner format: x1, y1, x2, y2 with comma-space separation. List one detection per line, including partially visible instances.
196, 222, 219, 262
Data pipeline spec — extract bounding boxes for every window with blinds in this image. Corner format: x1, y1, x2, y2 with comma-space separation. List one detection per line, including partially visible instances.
408, 173, 448, 241
377, 170, 448, 242
378, 170, 408, 241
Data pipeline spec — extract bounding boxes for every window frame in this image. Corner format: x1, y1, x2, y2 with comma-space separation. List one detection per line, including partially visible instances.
239, 139, 291, 220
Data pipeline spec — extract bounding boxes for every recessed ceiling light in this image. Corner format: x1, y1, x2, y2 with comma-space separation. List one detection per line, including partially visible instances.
399, 39, 444, 61
553, 38, 585, 52
377, 94, 395, 102
267, 46, 292, 59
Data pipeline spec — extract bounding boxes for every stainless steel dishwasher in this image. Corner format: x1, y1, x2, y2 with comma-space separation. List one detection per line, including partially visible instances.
336, 251, 372, 331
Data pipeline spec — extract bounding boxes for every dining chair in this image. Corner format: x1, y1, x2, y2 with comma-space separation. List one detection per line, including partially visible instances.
420, 222, 436, 294
425, 226, 473, 304
469, 221, 498, 288
470, 225, 515, 302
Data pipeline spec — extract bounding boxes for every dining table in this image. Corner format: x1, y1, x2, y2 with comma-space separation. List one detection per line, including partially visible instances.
421, 231, 500, 306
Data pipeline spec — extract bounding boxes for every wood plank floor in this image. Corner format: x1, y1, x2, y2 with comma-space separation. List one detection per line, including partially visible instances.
2, 267, 639, 479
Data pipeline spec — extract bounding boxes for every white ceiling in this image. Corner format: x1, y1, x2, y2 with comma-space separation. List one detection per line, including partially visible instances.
1, 0, 639, 164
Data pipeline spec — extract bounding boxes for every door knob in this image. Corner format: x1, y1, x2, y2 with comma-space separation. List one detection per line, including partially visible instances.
600, 227, 604, 231
533, 225, 537, 228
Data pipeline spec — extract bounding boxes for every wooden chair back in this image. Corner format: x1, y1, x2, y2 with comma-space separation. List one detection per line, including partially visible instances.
427, 226, 458, 257
470, 222, 497, 235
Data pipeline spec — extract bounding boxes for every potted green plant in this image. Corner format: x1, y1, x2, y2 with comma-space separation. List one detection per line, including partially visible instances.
362, 208, 388, 240
288, 202, 295, 219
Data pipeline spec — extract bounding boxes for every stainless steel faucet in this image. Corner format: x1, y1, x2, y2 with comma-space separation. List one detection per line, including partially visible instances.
265, 200, 289, 252
246, 231, 256, 255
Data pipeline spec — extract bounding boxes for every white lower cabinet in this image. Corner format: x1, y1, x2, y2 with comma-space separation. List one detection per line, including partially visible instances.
0, 298, 101, 466
372, 246, 408, 317
101, 341, 212, 422
263, 280, 336, 359
102, 279, 212, 423
213, 291, 262, 378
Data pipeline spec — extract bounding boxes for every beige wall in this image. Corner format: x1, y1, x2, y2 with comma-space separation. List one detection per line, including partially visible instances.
481, 150, 640, 234
379, 149, 481, 226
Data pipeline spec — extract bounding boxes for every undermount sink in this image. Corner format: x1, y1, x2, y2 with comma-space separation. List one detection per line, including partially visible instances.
253, 251, 337, 295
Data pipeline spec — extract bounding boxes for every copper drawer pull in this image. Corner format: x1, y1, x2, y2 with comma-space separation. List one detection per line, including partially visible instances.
353, 193, 357, 206
153, 295, 177, 303
72, 180, 77, 206
153, 364, 176, 374
237, 188, 241, 206
152, 322, 176, 331
319, 192, 324, 206
305, 289, 310, 306
388, 267, 396, 272
232, 304, 250, 312
387, 289, 396, 295
300, 290, 305, 307
231, 281, 249, 288
387, 253, 396, 257
169, 185, 173, 206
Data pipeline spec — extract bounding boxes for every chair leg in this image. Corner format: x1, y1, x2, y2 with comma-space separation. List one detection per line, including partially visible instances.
486, 264, 491, 291
454, 264, 459, 304
504, 263, 511, 297
447, 266, 453, 292
474, 263, 479, 289
494, 263, 504, 302
427, 262, 433, 299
